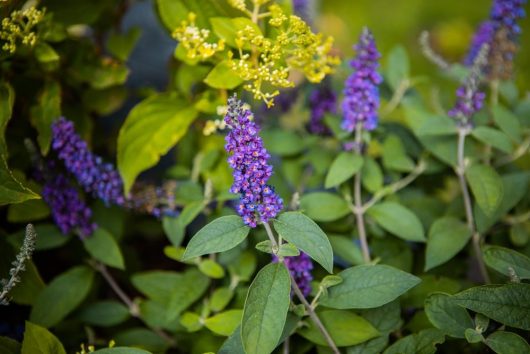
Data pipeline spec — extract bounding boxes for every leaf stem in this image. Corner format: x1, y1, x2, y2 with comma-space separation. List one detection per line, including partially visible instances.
456, 128, 490, 284
262, 223, 340, 353
91, 261, 177, 347
381, 78, 410, 117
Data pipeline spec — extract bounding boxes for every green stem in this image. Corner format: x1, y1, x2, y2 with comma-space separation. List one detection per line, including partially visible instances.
353, 124, 371, 263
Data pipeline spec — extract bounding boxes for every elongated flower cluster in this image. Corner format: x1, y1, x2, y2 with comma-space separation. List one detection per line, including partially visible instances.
42, 172, 96, 237
51, 118, 125, 206
224, 95, 283, 227
449, 45, 488, 126
274, 252, 314, 297
465, 0, 526, 78
309, 82, 336, 134
293, 0, 313, 25
342, 28, 382, 133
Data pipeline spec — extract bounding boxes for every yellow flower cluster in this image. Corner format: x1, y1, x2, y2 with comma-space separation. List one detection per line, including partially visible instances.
0, 6, 45, 54
172, 13, 225, 61
203, 119, 227, 136
227, 5, 339, 107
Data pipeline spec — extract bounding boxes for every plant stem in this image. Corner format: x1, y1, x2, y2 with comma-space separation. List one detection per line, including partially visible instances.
353, 124, 371, 263
290, 275, 341, 354
262, 223, 340, 353
263, 221, 279, 251
456, 128, 490, 284
92, 262, 177, 346
381, 79, 410, 117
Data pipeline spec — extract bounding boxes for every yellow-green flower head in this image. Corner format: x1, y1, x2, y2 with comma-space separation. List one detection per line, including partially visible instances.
172, 12, 225, 60
0, 6, 45, 54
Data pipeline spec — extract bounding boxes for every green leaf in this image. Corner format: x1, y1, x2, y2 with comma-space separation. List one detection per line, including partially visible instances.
0, 336, 20, 354
198, 259, 225, 279
167, 269, 210, 321
21, 322, 66, 354
0, 81, 14, 156
117, 93, 198, 194
402, 275, 461, 308
383, 328, 445, 354
92, 348, 152, 354
452, 283, 530, 330
84, 228, 125, 269
325, 152, 364, 188
466, 164, 504, 217
416, 115, 456, 136
424, 217, 471, 271
261, 130, 305, 156
424, 292, 474, 338
34, 43, 60, 63
472, 127, 513, 153
483, 245, 530, 279
210, 287, 234, 312
367, 202, 425, 242
382, 135, 414, 172
241, 263, 291, 354
386, 45, 410, 91
492, 105, 522, 143
210, 17, 261, 49
182, 215, 250, 260
485, 331, 530, 354
298, 309, 379, 347
132, 271, 181, 303
162, 216, 185, 247
329, 235, 364, 266
156, 0, 188, 31
113, 328, 168, 353
465, 328, 484, 343
361, 157, 383, 193
219, 326, 245, 354
30, 266, 94, 328
205, 309, 243, 336
107, 27, 142, 61
78, 300, 130, 327
273, 212, 334, 273
0, 158, 40, 205
204, 60, 244, 89
300, 192, 350, 222
320, 264, 421, 309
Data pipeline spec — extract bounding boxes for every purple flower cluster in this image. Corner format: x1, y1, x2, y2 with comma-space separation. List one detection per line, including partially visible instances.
51, 117, 125, 206
448, 86, 486, 123
293, 0, 313, 24
341, 28, 382, 133
465, 0, 526, 64
42, 172, 96, 238
274, 252, 314, 297
224, 95, 283, 227
464, 21, 495, 66
308, 82, 336, 135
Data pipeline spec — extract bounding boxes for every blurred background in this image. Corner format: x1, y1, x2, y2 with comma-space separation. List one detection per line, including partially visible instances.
319, 0, 529, 90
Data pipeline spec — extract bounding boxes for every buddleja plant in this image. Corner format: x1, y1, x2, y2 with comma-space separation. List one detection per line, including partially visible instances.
1, 0, 530, 353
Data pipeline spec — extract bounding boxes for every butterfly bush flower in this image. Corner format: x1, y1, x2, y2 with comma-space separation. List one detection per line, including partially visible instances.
449, 45, 488, 126
51, 117, 125, 206
273, 252, 314, 297
42, 172, 97, 238
341, 28, 382, 133
466, 0, 526, 78
293, 0, 313, 25
224, 95, 283, 227
309, 81, 336, 135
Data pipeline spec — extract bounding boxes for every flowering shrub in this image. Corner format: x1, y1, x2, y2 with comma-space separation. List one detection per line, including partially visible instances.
1, 0, 530, 353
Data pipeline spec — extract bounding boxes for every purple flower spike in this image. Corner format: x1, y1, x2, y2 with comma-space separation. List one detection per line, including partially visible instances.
465, 21, 495, 66
51, 117, 125, 206
309, 82, 336, 135
274, 252, 314, 297
341, 27, 382, 133
224, 95, 283, 227
293, 0, 313, 24
42, 173, 96, 238
490, 0, 526, 39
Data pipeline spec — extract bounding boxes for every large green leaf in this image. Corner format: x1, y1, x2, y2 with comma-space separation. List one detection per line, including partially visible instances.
167, 269, 210, 321
241, 263, 290, 354
367, 202, 425, 242
204, 309, 243, 336
273, 212, 334, 273
485, 331, 530, 354
84, 228, 125, 270
424, 217, 471, 271
465, 164, 503, 217
30, 80, 61, 155
383, 328, 445, 354
30, 266, 94, 328
424, 292, 474, 338
325, 152, 363, 188
182, 215, 250, 260
483, 245, 530, 279
204, 60, 243, 89
0, 157, 40, 206
472, 127, 513, 154
21, 322, 66, 354
299, 192, 350, 222
320, 264, 421, 309
0, 81, 14, 156
382, 135, 414, 172
117, 93, 198, 194
298, 309, 379, 347
452, 283, 530, 330
492, 105, 522, 143
78, 300, 130, 327
385, 45, 410, 91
